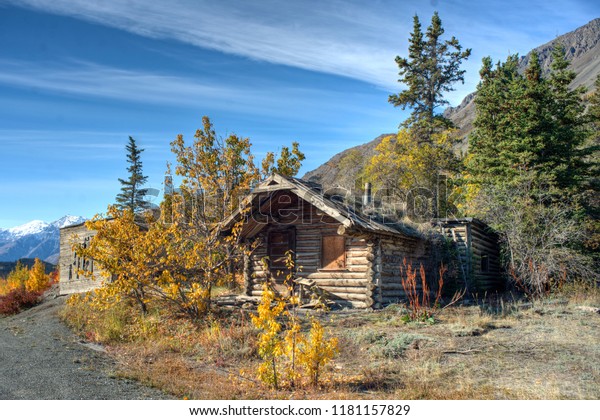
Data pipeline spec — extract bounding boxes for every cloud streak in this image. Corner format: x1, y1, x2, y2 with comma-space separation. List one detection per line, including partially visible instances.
6, 0, 405, 89
7, 0, 595, 105
0, 129, 136, 148
0, 59, 239, 105
0, 58, 392, 124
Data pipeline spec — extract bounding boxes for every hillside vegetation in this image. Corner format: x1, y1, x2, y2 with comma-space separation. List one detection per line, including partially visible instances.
0, 259, 54, 315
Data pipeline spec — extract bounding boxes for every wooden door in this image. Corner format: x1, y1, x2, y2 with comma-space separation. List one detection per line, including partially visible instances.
268, 228, 296, 294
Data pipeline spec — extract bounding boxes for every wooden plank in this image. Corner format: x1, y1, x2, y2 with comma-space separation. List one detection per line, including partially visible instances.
306, 271, 367, 280
347, 265, 369, 272
322, 235, 346, 270
329, 300, 370, 309
319, 286, 369, 294
311, 279, 369, 287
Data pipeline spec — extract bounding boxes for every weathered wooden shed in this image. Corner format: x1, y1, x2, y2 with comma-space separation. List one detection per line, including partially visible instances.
58, 222, 105, 295
433, 218, 503, 292
223, 174, 440, 309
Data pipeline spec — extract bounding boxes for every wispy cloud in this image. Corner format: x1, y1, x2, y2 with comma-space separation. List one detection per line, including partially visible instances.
0, 58, 392, 123
6, 0, 404, 89
0, 59, 240, 106
7, 0, 596, 105
0, 178, 115, 192
0, 129, 135, 149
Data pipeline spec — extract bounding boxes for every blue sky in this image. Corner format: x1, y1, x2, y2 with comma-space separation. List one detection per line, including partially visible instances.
0, 0, 598, 227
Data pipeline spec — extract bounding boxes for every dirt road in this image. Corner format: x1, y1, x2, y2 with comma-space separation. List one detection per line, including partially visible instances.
0, 296, 169, 399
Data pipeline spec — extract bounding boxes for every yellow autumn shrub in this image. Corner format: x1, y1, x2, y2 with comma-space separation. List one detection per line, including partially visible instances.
25, 258, 50, 293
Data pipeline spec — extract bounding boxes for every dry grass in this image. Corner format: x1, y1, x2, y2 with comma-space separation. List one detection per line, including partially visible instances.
62, 286, 600, 399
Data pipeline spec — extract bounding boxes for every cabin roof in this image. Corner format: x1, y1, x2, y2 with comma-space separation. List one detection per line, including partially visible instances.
222, 174, 420, 239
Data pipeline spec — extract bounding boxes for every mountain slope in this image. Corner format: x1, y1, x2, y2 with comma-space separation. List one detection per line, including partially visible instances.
304, 18, 600, 189
444, 17, 600, 141
302, 133, 393, 190
0, 216, 86, 264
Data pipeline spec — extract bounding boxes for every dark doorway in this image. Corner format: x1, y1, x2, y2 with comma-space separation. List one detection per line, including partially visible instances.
268, 228, 296, 293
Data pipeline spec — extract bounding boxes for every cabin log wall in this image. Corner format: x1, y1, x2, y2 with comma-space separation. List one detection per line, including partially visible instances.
377, 236, 435, 305
246, 194, 436, 308
248, 197, 374, 308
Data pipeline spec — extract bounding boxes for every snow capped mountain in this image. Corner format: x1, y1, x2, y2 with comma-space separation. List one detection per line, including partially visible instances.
51, 215, 87, 229
7, 220, 50, 238
0, 215, 87, 264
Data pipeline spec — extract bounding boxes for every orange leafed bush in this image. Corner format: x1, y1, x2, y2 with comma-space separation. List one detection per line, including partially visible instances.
25, 258, 51, 293
0, 288, 42, 315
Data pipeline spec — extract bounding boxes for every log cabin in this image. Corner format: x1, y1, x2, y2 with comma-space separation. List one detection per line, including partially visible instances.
223, 174, 452, 309
433, 217, 503, 293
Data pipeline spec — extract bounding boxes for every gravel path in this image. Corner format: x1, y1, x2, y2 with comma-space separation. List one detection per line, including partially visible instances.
0, 295, 170, 399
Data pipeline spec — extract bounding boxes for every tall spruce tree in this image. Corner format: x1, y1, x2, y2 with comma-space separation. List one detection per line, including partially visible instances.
115, 136, 149, 213
380, 11, 470, 218
389, 11, 471, 142
546, 44, 589, 191
579, 74, 600, 255
589, 74, 600, 140
587, 74, 600, 193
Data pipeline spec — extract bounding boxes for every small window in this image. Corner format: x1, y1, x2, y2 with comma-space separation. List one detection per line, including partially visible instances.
480, 254, 489, 273
321, 236, 346, 270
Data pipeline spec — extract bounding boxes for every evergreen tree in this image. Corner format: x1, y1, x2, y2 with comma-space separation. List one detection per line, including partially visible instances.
546, 44, 589, 191
589, 74, 600, 140
463, 48, 597, 294
383, 11, 470, 217
580, 74, 600, 255
115, 136, 149, 213
389, 12, 471, 142
583, 74, 600, 179
466, 47, 589, 198
465, 55, 522, 191
366, 12, 471, 217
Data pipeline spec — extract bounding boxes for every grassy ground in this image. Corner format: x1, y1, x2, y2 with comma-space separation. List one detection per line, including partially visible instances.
61, 285, 600, 400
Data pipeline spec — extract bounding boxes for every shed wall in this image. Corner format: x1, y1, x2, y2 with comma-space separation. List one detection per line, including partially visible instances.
376, 236, 437, 306
437, 220, 503, 292
59, 224, 105, 294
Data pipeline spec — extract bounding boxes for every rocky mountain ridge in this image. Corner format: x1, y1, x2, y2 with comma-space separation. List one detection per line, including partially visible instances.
0, 216, 86, 265
444, 17, 600, 140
